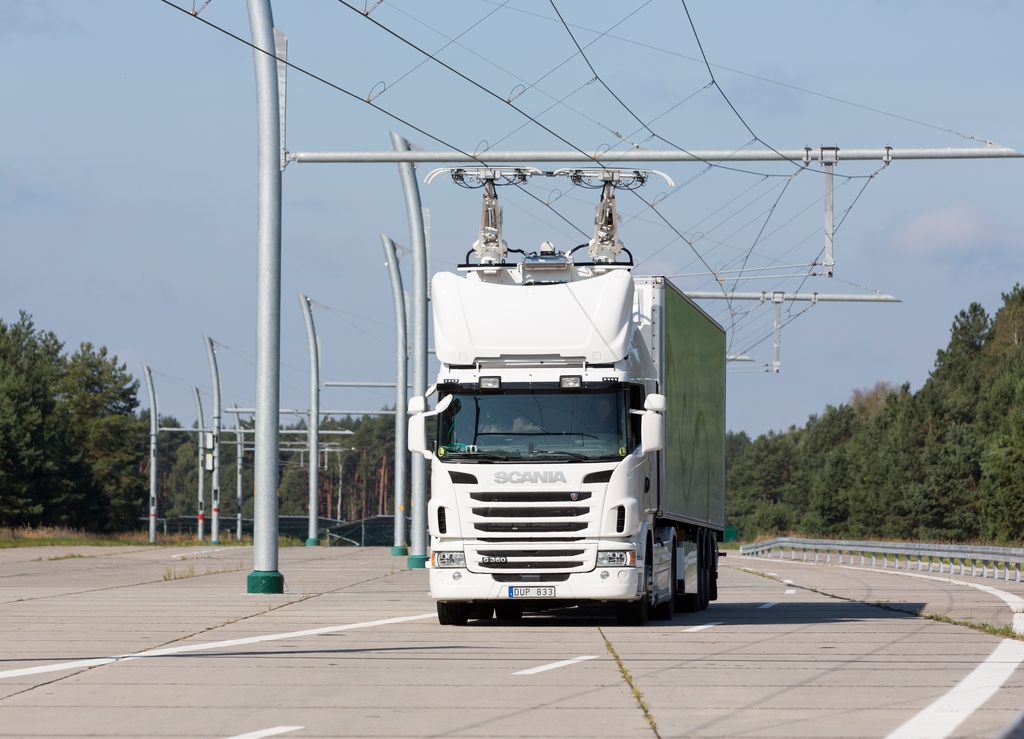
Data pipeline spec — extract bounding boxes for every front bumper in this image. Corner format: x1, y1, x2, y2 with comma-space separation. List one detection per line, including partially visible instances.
429, 566, 640, 602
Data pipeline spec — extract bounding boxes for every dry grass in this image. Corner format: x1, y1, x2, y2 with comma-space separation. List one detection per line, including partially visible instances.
0, 526, 303, 548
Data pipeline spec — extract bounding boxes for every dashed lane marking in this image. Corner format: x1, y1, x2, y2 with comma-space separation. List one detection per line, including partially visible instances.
225, 727, 304, 739
0, 613, 435, 681
682, 622, 723, 633
513, 655, 597, 676
785, 589, 797, 595
757, 602, 778, 609
171, 548, 231, 560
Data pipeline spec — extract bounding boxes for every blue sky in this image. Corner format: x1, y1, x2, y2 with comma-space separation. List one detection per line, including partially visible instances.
2, 1, 1021, 436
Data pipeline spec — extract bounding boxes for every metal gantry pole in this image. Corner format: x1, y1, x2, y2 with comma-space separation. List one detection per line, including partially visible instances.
391, 131, 429, 569
204, 336, 222, 545
235, 415, 244, 541
821, 147, 837, 277
192, 386, 206, 541
298, 293, 320, 546
381, 234, 408, 556
142, 364, 158, 544
246, 0, 284, 593
771, 297, 783, 374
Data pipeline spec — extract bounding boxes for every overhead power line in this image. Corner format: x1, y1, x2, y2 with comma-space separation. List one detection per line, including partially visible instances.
156, 0, 589, 239
476, 0, 998, 147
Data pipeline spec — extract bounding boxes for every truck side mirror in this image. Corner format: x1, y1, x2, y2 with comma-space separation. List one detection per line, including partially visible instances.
407, 394, 453, 459
641, 410, 664, 453
644, 393, 666, 413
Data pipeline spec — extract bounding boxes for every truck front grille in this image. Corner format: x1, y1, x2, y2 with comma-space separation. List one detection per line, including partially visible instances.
470, 492, 591, 503
465, 543, 597, 574
472, 507, 586, 518
475, 521, 588, 533
465, 490, 592, 538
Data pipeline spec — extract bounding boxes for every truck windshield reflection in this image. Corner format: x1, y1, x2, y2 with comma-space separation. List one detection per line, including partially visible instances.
436, 389, 627, 462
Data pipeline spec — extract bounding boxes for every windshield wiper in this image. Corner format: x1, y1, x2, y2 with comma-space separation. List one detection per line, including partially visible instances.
443, 451, 519, 462
528, 450, 590, 461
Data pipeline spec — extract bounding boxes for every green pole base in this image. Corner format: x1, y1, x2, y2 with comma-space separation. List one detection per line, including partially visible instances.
210, 539, 220, 545
305, 537, 320, 547
391, 545, 409, 556
407, 554, 428, 569
247, 570, 285, 594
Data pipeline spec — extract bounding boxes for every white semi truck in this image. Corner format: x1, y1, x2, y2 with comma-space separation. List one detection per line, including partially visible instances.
408, 168, 726, 625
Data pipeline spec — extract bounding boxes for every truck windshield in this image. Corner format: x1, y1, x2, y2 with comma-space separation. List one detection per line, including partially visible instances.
436, 389, 627, 462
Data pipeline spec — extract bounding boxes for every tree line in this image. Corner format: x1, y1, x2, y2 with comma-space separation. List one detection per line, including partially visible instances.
726, 284, 1024, 545
5, 284, 1022, 541
0, 311, 400, 531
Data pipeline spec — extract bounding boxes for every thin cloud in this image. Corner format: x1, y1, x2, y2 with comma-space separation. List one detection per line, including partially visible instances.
887, 201, 1005, 255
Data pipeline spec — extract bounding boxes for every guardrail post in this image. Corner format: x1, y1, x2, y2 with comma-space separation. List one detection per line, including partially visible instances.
1016, 563, 1020, 583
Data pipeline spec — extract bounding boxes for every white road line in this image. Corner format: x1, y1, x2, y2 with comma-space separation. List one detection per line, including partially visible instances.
225, 727, 304, 739
785, 589, 797, 595
783, 578, 795, 585
513, 655, 597, 676
757, 602, 778, 609
171, 548, 231, 560
839, 564, 1024, 635
0, 613, 435, 681
766, 572, 779, 577
885, 638, 1024, 739
682, 622, 723, 632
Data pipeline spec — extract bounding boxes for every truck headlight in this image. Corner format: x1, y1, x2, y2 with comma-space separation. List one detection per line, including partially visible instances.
431, 551, 466, 568
596, 550, 635, 567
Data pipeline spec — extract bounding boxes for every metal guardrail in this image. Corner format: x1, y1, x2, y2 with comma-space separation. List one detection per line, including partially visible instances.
740, 537, 1024, 583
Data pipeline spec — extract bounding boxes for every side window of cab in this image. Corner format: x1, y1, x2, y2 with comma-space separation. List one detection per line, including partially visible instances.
627, 384, 645, 451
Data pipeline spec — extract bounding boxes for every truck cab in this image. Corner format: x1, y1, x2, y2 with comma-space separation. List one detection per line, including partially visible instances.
408, 169, 724, 625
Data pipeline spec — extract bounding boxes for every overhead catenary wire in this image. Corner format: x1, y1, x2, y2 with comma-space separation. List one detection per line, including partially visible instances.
383, 2, 654, 150
546, 1, 792, 181
162, 0, 897, 372
333, 0, 728, 295
378, 0, 511, 98
156, 0, 589, 240
478, 0, 999, 148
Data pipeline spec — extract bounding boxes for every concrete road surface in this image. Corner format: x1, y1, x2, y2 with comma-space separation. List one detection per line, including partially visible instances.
0, 546, 1021, 738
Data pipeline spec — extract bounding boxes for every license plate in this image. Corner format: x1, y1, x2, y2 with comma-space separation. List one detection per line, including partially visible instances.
508, 586, 556, 598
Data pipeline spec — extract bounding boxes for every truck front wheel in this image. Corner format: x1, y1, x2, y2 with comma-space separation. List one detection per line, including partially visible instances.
437, 601, 469, 625
616, 545, 652, 626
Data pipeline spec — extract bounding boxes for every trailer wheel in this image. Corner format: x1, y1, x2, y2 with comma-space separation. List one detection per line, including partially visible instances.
437, 601, 469, 625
